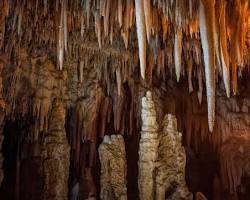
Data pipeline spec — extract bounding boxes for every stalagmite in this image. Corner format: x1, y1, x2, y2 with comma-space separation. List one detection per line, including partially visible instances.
155, 114, 193, 200
138, 91, 159, 200
41, 100, 70, 200
135, 0, 147, 79
174, 29, 183, 82
99, 135, 127, 200
219, 0, 230, 98
1, 2, 250, 199
199, 0, 216, 132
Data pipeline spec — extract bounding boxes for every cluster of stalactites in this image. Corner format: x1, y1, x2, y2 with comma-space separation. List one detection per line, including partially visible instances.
2, 0, 250, 132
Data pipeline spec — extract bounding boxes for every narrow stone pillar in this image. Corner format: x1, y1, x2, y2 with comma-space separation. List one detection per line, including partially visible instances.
99, 135, 127, 200
155, 114, 192, 200
41, 101, 70, 200
138, 91, 159, 200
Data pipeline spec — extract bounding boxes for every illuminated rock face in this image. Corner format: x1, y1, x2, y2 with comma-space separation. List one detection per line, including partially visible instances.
138, 91, 159, 200
40, 101, 70, 200
138, 91, 192, 200
99, 135, 127, 200
155, 114, 192, 200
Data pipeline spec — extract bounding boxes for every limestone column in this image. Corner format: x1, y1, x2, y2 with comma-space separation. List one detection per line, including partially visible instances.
99, 135, 127, 200
41, 101, 70, 200
155, 114, 192, 200
138, 91, 159, 200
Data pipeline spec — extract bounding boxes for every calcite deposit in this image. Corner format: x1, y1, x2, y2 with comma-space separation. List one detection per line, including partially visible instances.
40, 100, 70, 200
138, 91, 192, 200
99, 135, 127, 200
138, 91, 159, 200
0, 1, 250, 199
155, 114, 192, 200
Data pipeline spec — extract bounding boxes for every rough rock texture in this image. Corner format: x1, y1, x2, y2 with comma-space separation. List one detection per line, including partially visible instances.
155, 114, 192, 200
0, 3, 249, 197
98, 135, 127, 200
138, 91, 159, 200
220, 134, 250, 198
138, 91, 192, 200
40, 100, 70, 200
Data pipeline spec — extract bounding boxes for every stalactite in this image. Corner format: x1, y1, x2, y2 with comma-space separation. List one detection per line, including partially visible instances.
104, 0, 111, 37
58, 3, 64, 70
63, 0, 68, 52
219, 0, 230, 98
199, 0, 216, 132
197, 64, 203, 104
144, 0, 152, 43
174, 28, 183, 82
79, 60, 84, 83
118, 0, 123, 28
86, 0, 91, 28
116, 67, 122, 96
230, 1, 241, 95
95, 11, 102, 48
187, 59, 193, 93
17, 4, 23, 36
135, 0, 147, 79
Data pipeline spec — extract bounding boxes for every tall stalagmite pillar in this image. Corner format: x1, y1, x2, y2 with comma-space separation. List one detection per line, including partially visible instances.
138, 91, 159, 200
99, 135, 127, 200
155, 114, 192, 200
41, 100, 70, 200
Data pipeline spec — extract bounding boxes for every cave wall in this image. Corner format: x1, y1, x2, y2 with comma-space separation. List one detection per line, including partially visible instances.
0, 1, 249, 199
0, 46, 249, 199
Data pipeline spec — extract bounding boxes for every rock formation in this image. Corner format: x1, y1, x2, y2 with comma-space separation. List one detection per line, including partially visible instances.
138, 91, 192, 200
220, 134, 250, 197
0, 1, 249, 199
138, 91, 159, 200
99, 135, 127, 200
155, 114, 193, 200
40, 100, 70, 200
